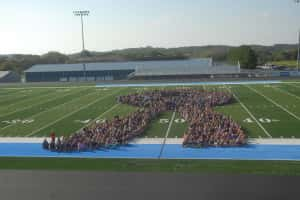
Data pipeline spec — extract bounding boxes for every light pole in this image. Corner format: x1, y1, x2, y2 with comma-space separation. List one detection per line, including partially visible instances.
74, 10, 90, 81
295, 0, 300, 71
73, 10, 90, 52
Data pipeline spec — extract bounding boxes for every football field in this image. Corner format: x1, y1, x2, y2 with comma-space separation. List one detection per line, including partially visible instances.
0, 82, 300, 139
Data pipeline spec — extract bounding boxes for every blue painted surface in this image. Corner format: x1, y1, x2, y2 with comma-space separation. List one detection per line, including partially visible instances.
162, 145, 300, 160
1, 143, 300, 160
96, 80, 282, 88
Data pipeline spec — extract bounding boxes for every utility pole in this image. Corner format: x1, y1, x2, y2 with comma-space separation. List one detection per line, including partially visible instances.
295, 0, 300, 71
297, 29, 300, 72
73, 10, 90, 52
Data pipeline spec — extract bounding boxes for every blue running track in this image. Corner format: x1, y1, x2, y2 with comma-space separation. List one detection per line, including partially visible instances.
1, 143, 300, 160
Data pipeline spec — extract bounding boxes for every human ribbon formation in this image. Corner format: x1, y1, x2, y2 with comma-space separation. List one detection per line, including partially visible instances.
44, 89, 247, 152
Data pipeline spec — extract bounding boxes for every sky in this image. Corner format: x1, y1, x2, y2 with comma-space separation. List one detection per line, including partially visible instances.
0, 0, 300, 55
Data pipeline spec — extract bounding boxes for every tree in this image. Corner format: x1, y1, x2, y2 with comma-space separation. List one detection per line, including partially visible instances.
227, 46, 258, 69
271, 49, 298, 61
40, 51, 69, 64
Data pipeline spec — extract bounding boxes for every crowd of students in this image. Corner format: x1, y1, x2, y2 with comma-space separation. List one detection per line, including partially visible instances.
43, 88, 246, 152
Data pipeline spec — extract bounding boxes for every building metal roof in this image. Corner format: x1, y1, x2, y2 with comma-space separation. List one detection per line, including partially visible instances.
25, 58, 239, 75
24, 58, 213, 73
25, 62, 136, 73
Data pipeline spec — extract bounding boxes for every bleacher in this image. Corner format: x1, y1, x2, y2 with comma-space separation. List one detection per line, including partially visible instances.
0, 71, 20, 83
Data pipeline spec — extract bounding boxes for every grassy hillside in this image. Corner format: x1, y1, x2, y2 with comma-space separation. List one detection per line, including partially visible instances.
0, 44, 298, 74
271, 60, 298, 68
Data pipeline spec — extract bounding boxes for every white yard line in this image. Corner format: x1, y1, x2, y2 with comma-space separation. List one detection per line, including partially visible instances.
0, 90, 55, 113
158, 111, 176, 158
288, 83, 300, 89
0, 90, 99, 131
271, 86, 300, 101
164, 111, 176, 139
246, 85, 300, 121
0, 89, 81, 118
227, 87, 272, 138
26, 89, 121, 137
1, 86, 95, 90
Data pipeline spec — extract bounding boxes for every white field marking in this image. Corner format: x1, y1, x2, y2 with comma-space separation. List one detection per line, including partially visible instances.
165, 111, 176, 139
246, 85, 300, 121
0, 88, 80, 118
174, 118, 186, 123
226, 87, 272, 138
26, 89, 122, 137
280, 82, 300, 85
74, 119, 91, 124
1, 119, 35, 125
159, 111, 176, 158
248, 138, 300, 145
2, 137, 300, 145
0, 89, 100, 131
0, 89, 58, 113
1, 86, 95, 90
76, 103, 120, 132
159, 118, 169, 124
287, 83, 300, 90
0, 89, 106, 133
271, 85, 300, 101
131, 138, 183, 144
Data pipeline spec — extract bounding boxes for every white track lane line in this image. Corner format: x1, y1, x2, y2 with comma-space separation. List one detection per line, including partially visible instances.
246, 85, 300, 121
227, 87, 272, 138
26, 89, 122, 137
158, 110, 176, 159
271, 85, 300, 101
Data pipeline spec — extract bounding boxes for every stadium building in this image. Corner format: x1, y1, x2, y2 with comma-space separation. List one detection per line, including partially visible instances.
24, 58, 240, 82
0, 71, 20, 83
25, 63, 136, 82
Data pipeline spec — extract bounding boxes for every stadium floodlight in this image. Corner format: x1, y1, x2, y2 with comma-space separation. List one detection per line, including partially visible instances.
295, 0, 300, 71
73, 10, 90, 51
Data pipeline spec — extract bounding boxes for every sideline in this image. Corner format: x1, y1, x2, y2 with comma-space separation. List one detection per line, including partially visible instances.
1, 137, 300, 145
96, 80, 283, 88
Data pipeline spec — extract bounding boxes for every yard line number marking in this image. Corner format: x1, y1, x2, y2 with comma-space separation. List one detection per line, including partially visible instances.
26, 89, 122, 137
227, 86, 272, 138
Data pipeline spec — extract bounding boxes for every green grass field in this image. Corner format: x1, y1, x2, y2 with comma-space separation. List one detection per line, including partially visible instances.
0, 82, 300, 174
0, 83, 300, 138
0, 157, 300, 176
271, 60, 299, 68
